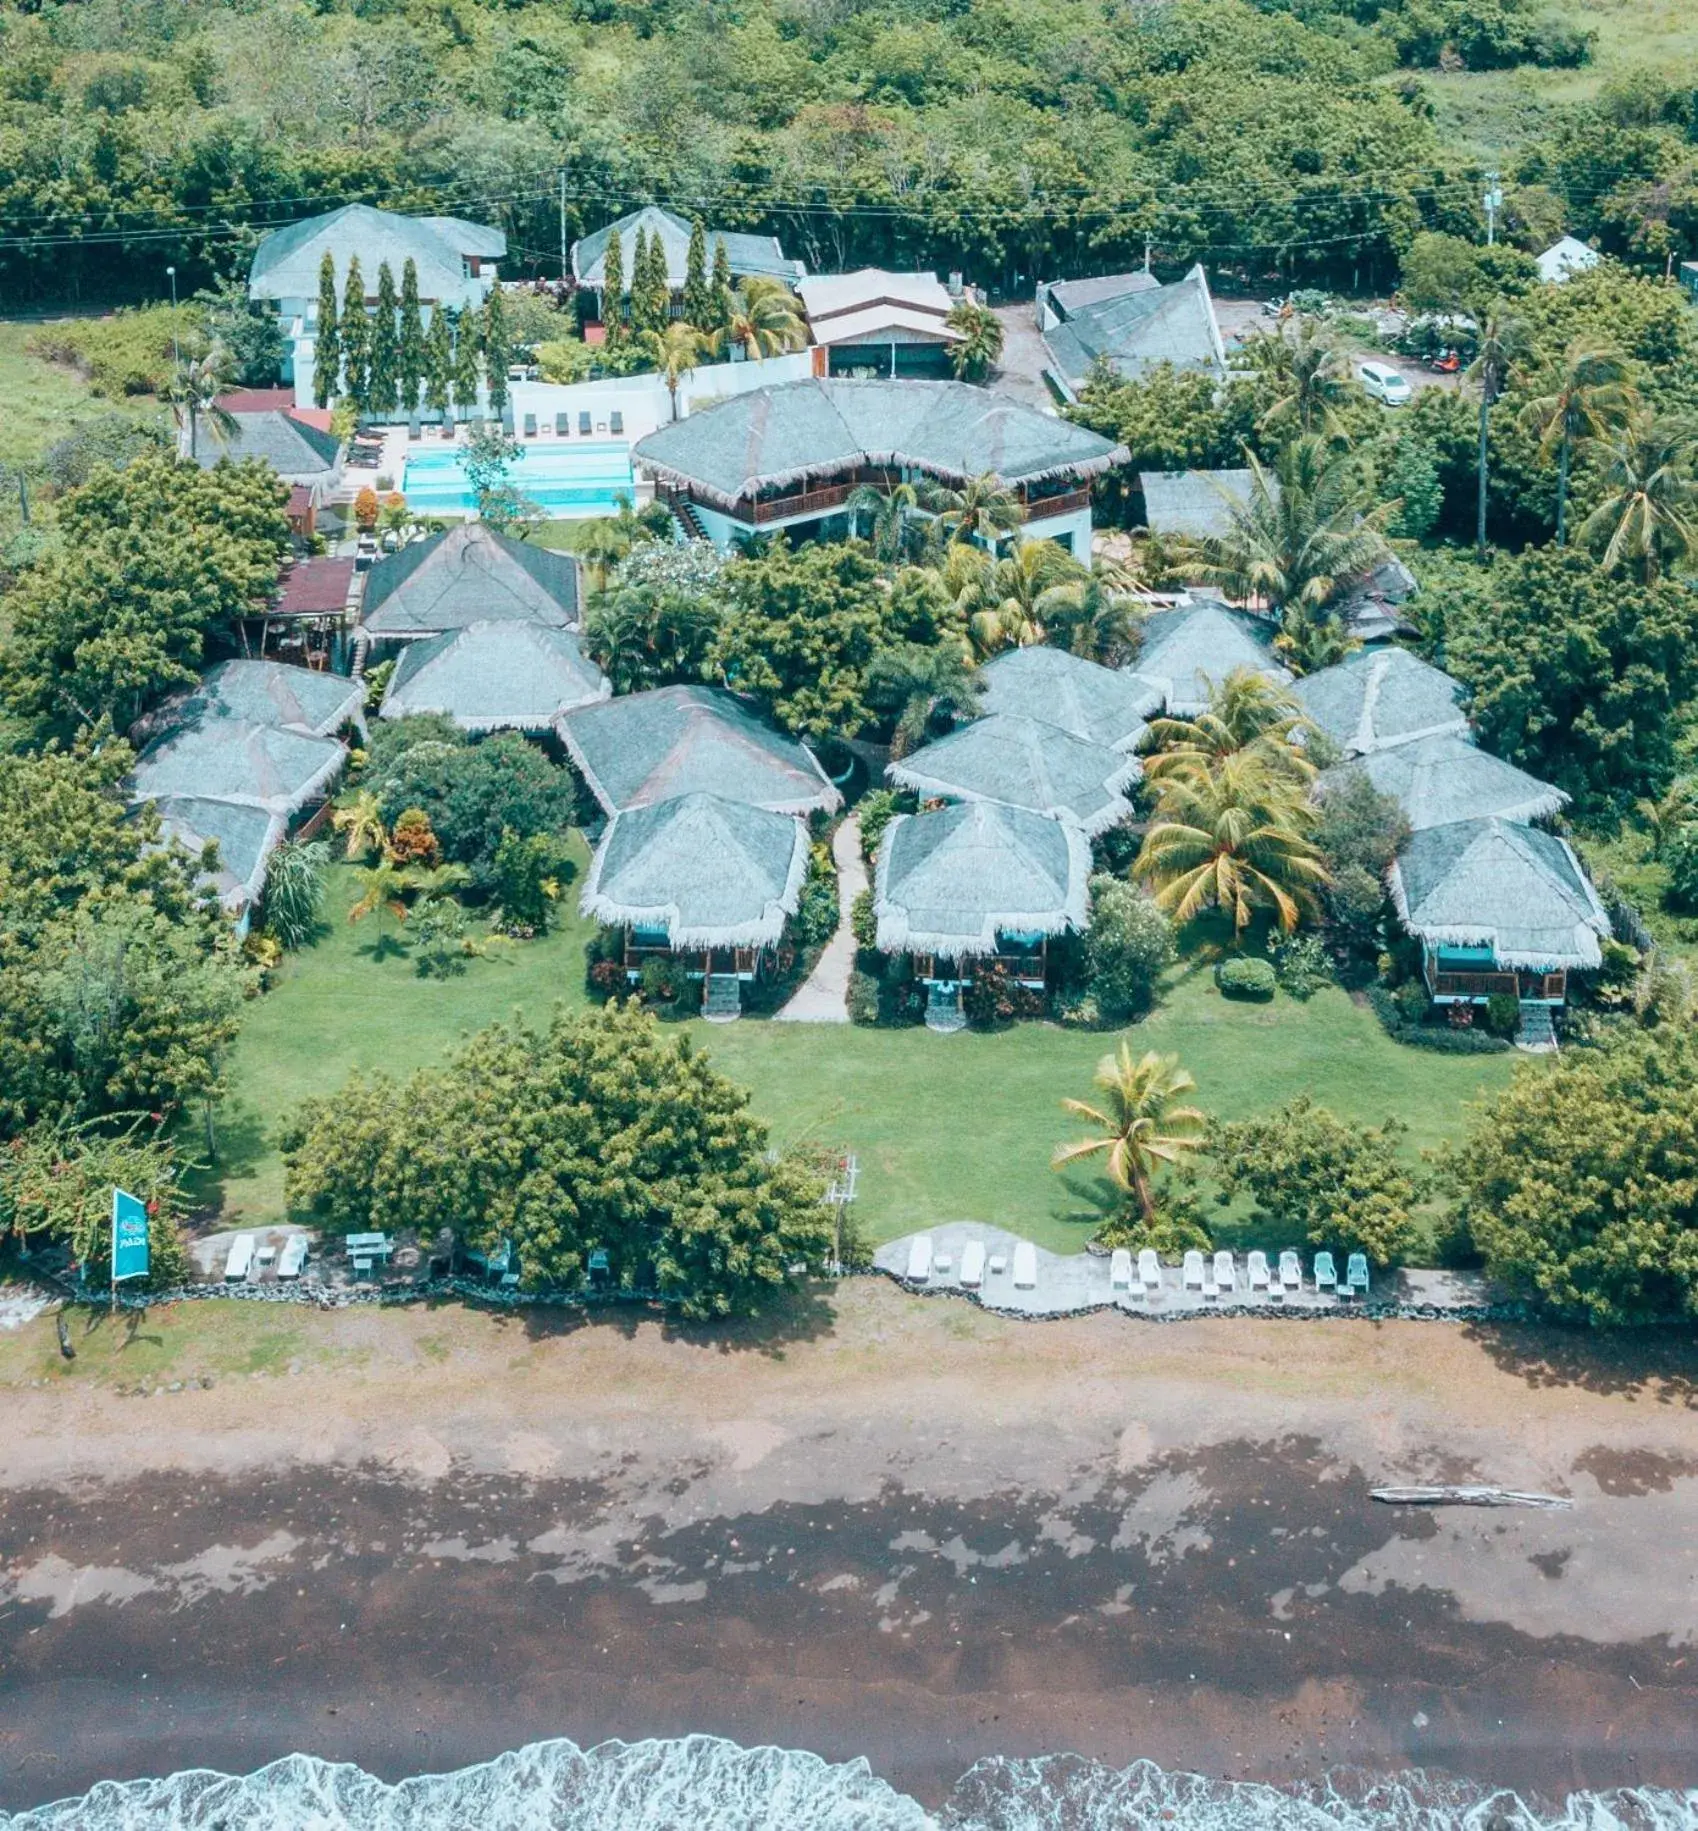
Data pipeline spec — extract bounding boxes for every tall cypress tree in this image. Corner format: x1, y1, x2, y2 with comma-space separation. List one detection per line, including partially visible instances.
423, 305, 453, 425
482, 284, 511, 416
710, 237, 733, 330
340, 255, 370, 410
683, 218, 711, 329
451, 309, 481, 417
368, 261, 399, 418
397, 257, 426, 418
629, 227, 653, 335
602, 228, 625, 345
644, 229, 672, 328
312, 251, 340, 408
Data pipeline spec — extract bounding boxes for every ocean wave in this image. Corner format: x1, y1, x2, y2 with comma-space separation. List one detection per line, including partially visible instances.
4, 1738, 1696, 1830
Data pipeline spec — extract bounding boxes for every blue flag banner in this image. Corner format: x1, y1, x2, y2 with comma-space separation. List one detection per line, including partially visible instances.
111, 1189, 150, 1283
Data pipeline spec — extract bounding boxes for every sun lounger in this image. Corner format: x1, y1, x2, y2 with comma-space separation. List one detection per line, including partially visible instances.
1182, 1249, 1205, 1292
1109, 1247, 1133, 1291
960, 1241, 986, 1288
1346, 1252, 1370, 1298
1279, 1249, 1303, 1297
1213, 1250, 1236, 1295
1012, 1241, 1038, 1290
905, 1236, 933, 1283
1247, 1250, 1270, 1294
277, 1235, 308, 1280
1314, 1250, 1337, 1293
224, 1234, 255, 1281
1137, 1248, 1162, 1296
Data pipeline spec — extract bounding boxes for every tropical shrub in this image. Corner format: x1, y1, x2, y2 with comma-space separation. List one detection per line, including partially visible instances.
850, 888, 877, 950
262, 839, 329, 950
1666, 825, 1698, 912
964, 961, 1047, 1026
489, 828, 567, 934
1484, 991, 1522, 1038
412, 898, 471, 978
857, 789, 904, 866
1367, 984, 1513, 1054
387, 807, 441, 866
1216, 957, 1276, 1000
847, 967, 881, 1026
1081, 876, 1174, 1021
1269, 932, 1331, 998
792, 846, 840, 950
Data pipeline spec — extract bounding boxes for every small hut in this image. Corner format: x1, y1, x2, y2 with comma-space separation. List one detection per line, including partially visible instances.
1128, 603, 1290, 716
581, 793, 810, 1016
1322, 731, 1566, 832
379, 621, 609, 733
361, 522, 579, 641
1293, 646, 1468, 758
889, 712, 1138, 837
977, 646, 1161, 752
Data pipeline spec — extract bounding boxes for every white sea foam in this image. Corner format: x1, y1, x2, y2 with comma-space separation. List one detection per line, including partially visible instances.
4, 1739, 1696, 1831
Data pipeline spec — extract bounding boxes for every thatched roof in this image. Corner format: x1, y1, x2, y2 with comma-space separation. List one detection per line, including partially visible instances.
151, 796, 286, 912
1293, 646, 1467, 758
1323, 732, 1566, 832
131, 719, 346, 819
572, 206, 801, 291
978, 645, 1160, 752
379, 621, 609, 733
1389, 818, 1610, 970
362, 523, 578, 637
150, 660, 364, 742
874, 800, 1090, 958
191, 410, 341, 482
249, 204, 503, 306
1138, 468, 1257, 540
581, 793, 810, 948
631, 379, 1127, 511
1128, 603, 1290, 715
889, 711, 1139, 837
557, 684, 841, 817
1042, 265, 1226, 390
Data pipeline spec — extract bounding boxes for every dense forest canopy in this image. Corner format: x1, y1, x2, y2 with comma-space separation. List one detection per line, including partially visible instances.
0, 0, 1687, 304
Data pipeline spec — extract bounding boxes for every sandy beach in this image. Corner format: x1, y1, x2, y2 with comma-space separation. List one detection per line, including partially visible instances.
2, 1283, 1697, 1814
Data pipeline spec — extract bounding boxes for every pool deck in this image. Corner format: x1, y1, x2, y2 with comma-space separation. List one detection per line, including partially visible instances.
871, 1223, 1499, 1320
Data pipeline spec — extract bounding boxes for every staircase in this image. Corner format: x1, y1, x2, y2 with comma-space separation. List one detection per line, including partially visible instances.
671, 499, 710, 542
924, 983, 966, 1034
1515, 1001, 1557, 1052
702, 973, 743, 1022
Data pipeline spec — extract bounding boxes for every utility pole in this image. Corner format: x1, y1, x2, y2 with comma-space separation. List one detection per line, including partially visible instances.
166, 264, 180, 365
558, 167, 568, 282
1143, 232, 1153, 273
1482, 172, 1502, 247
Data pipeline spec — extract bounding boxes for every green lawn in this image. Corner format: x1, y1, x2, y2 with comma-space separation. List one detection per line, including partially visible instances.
203, 855, 1517, 1253
0, 321, 153, 474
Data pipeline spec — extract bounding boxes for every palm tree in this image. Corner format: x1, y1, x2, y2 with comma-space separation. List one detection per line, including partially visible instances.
1134, 750, 1329, 937
1467, 306, 1528, 560
399, 861, 472, 900
945, 299, 1005, 383
165, 343, 237, 461
331, 790, 387, 862
1518, 336, 1637, 546
864, 642, 981, 756
1255, 315, 1354, 440
1144, 667, 1315, 786
1579, 409, 1698, 584
923, 472, 1025, 550
1043, 564, 1143, 666
849, 480, 920, 567
1636, 779, 1698, 859
643, 322, 706, 421
716, 278, 806, 362
1199, 437, 1393, 621
1272, 600, 1362, 676
948, 539, 1089, 657
347, 859, 411, 943
1051, 1046, 1207, 1222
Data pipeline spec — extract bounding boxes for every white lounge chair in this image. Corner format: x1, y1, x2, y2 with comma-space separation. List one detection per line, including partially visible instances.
905, 1236, 933, 1283
1279, 1249, 1303, 1297
1314, 1250, 1338, 1294
1109, 1247, 1133, 1291
1213, 1250, 1236, 1295
277, 1235, 308, 1280
1247, 1250, 1270, 1294
960, 1240, 986, 1288
1182, 1249, 1205, 1292
224, 1234, 255, 1282
1012, 1241, 1038, 1290
1138, 1248, 1162, 1296
1346, 1252, 1371, 1298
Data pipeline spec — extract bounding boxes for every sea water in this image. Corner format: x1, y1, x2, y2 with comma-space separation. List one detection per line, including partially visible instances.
5, 1738, 1696, 1830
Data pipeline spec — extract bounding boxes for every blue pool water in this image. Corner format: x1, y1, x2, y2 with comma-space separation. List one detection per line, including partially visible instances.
403, 443, 637, 519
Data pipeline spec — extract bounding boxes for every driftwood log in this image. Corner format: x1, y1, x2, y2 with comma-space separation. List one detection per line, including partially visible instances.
1372, 1486, 1571, 1511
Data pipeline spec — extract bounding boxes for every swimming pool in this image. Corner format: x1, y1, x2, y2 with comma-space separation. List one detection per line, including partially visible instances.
402, 443, 637, 519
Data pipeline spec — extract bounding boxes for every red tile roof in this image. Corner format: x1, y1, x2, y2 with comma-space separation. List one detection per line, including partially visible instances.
217, 387, 297, 413
275, 557, 356, 618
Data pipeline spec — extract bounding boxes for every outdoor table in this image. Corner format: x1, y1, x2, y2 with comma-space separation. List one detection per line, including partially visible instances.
345, 1233, 392, 1261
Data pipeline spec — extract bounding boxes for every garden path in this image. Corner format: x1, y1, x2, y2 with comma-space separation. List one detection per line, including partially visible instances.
773, 815, 864, 1023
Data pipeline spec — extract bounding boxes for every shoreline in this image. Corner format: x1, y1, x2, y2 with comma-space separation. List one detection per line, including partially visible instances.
3, 1286, 1697, 1813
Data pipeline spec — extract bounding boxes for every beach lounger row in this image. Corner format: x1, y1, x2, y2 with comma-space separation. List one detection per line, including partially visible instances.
1118, 1249, 1373, 1302
902, 1236, 1037, 1291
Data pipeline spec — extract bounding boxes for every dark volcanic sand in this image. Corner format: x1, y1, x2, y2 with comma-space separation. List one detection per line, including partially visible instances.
3, 1291, 1698, 1813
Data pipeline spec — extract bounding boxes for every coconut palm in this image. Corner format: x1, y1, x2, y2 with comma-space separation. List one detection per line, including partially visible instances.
331, 790, 387, 862
1144, 667, 1315, 786
849, 480, 920, 567
1051, 1046, 1207, 1222
1042, 564, 1144, 666
1272, 599, 1362, 676
643, 322, 706, 421
1255, 316, 1355, 440
1199, 437, 1393, 621
863, 641, 982, 756
1467, 306, 1529, 560
1134, 750, 1328, 936
922, 472, 1024, 550
1518, 337, 1637, 547
716, 277, 806, 361
948, 538, 1089, 657
945, 299, 1005, 383
1579, 409, 1698, 584
347, 859, 411, 942
164, 343, 237, 461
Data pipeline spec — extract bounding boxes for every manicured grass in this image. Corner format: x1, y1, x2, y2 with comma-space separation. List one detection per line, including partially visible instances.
203, 859, 1517, 1255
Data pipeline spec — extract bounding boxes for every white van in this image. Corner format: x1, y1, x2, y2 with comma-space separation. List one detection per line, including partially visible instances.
1359, 360, 1413, 407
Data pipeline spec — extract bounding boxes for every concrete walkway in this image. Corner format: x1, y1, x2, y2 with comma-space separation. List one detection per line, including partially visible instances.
774, 816, 865, 1023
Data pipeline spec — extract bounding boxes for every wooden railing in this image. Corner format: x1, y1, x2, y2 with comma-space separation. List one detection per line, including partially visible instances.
1018, 484, 1092, 519
1428, 969, 1566, 1000
743, 482, 857, 524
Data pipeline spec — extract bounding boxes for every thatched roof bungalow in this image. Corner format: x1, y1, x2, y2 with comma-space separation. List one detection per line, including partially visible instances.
557, 684, 841, 818
379, 621, 609, 733
150, 659, 364, 742
1293, 646, 1468, 758
1138, 468, 1257, 541
978, 646, 1161, 753
361, 522, 579, 640
1128, 602, 1290, 716
889, 712, 1138, 837
1323, 731, 1566, 832
130, 719, 346, 819
150, 796, 286, 920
